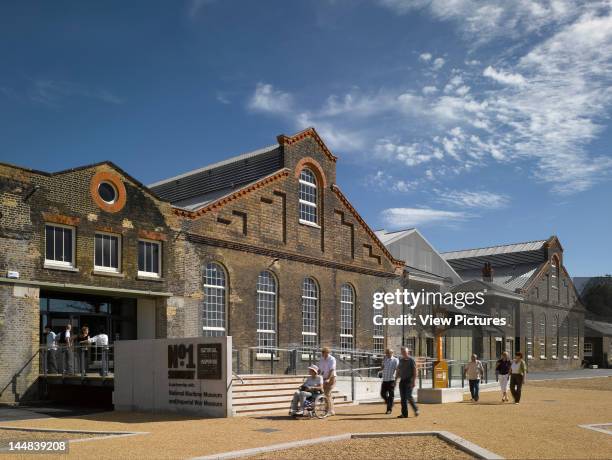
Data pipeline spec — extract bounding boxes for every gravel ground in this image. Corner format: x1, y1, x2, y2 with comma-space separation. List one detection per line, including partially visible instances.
529, 376, 612, 391
0, 429, 102, 443
250, 436, 473, 459
1, 377, 611, 459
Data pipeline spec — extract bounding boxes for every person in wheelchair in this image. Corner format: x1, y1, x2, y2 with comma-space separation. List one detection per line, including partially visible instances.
289, 364, 323, 416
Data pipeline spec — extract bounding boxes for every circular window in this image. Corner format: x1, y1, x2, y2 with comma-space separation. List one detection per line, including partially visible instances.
98, 181, 117, 204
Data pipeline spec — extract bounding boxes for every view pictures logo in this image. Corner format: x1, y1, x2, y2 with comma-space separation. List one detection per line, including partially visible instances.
373, 289, 485, 310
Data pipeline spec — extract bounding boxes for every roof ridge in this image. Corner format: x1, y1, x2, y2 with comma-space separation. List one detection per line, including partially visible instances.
441, 238, 548, 254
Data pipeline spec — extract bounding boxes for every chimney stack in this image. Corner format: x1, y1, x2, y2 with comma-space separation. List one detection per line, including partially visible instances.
482, 262, 494, 282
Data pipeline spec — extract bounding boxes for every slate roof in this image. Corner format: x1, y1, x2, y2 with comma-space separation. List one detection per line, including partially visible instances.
442, 238, 551, 292
148, 144, 282, 206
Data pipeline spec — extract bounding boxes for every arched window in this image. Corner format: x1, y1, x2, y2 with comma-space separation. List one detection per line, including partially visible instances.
256, 271, 277, 352
562, 316, 569, 358
526, 312, 534, 359
299, 168, 318, 224
340, 284, 355, 352
301, 278, 319, 349
372, 290, 385, 355
539, 314, 547, 358
572, 320, 579, 358
551, 314, 559, 358
203, 262, 227, 337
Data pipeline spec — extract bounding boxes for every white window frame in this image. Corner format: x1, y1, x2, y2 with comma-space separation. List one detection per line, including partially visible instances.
256, 271, 278, 356
551, 257, 559, 290
94, 231, 121, 273
340, 284, 355, 353
44, 223, 76, 269
526, 313, 534, 359
137, 238, 162, 278
539, 314, 547, 359
551, 314, 558, 359
202, 262, 227, 337
299, 169, 318, 226
301, 278, 319, 350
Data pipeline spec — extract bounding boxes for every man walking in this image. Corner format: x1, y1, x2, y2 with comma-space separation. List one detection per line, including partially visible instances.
380, 348, 399, 414
58, 323, 73, 375
464, 354, 484, 402
43, 325, 57, 374
317, 347, 337, 415
396, 346, 419, 418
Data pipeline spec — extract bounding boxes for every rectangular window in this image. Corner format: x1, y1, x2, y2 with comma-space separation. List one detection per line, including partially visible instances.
94, 233, 120, 272
584, 342, 593, 357
44, 224, 75, 268
138, 239, 161, 277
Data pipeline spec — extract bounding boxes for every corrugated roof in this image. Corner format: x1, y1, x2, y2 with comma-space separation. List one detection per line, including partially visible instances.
148, 144, 283, 204
374, 228, 415, 245
585, 319, 612, 336
452, 266, 536, 293
441, 240, 547, 260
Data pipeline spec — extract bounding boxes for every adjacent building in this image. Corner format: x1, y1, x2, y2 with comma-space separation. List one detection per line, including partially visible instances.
442, 236, 586, 371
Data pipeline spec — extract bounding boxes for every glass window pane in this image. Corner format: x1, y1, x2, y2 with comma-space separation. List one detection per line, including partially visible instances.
54, 227, 64, 262
95, 234, 103, 266
152, 242, 159, 274
110, 236, 118, 268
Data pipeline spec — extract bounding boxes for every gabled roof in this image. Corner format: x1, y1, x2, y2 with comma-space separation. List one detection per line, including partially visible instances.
375, 228, 462, 285
451, 278, 524, 300
277, 127, 337, 162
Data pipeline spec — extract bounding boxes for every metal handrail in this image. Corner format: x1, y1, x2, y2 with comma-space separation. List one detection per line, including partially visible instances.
0, 348, 40, 397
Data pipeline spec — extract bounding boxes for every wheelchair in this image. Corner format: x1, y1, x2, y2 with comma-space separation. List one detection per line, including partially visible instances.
292, 391, 330, 419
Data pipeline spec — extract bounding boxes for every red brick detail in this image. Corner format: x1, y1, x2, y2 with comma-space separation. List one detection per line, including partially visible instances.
90, 171, 127, 213
277, 127, 338, 162
138, 229, 168, 241
294, 157, 327, 187
174, 169, 290, 219
42, 212, 80, 226
331, 184, 404, 269
96, 226, 124, 235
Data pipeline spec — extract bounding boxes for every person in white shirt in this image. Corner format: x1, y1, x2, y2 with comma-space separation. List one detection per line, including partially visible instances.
317, 347, 337, 415
43, 325, 58, 374
290, 365, 323, 415
87, 328, 110, 376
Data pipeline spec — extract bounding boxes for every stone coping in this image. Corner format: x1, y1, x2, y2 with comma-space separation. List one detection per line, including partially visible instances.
191, 431, 504, 460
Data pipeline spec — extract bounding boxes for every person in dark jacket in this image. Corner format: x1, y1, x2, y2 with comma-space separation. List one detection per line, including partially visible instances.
495, 351, 512, 402
396, 346, 419, 418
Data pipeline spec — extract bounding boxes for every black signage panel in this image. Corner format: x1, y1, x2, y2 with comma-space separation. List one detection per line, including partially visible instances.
197, 343, 222, 380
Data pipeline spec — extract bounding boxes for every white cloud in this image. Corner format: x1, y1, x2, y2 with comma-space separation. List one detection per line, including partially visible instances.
435, 189, 510, 209
248, 83, 293, 114
483, 66, 526, 86
381, 207, 469, 228
432, 57, 445, 70
419, 52, 432, 61
375, 139, 443, 166
422, 85, 437, 95
368, 170, 417, 192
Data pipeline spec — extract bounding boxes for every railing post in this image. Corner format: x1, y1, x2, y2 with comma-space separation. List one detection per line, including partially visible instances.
249, 348, 253, 374
42, 347, 47, 376
80, 347, 86, 377
270, 350, 274, 375
418, 368, 422, 389
291, 349, 297, 375
461, 365, 465, 388
351, 371, 356, 402
484, 362, 488, 384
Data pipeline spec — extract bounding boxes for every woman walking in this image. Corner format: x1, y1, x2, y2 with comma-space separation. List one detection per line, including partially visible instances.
509, 352, 527, 404
495, 351, 512, 402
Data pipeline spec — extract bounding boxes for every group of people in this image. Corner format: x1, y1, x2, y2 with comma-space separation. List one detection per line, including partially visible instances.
379, 346, 420, 418
289, 347, 337, 417
43, 323, 109, 375
463, 351, 527, 404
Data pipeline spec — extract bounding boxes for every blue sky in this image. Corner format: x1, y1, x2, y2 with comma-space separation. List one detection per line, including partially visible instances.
1, 0, 611, 276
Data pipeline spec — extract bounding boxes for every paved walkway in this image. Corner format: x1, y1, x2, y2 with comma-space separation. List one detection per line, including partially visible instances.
0, 376, 610, 459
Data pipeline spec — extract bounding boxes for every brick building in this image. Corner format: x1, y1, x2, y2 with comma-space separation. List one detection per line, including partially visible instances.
0, 128, 404, 403
442, 237, 586, 371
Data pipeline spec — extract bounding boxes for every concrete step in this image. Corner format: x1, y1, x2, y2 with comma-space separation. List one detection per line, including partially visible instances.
233, 399, 353, 415
233, 388, 345, 398
232, 376, 308, 385
233, 394, 349, 406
